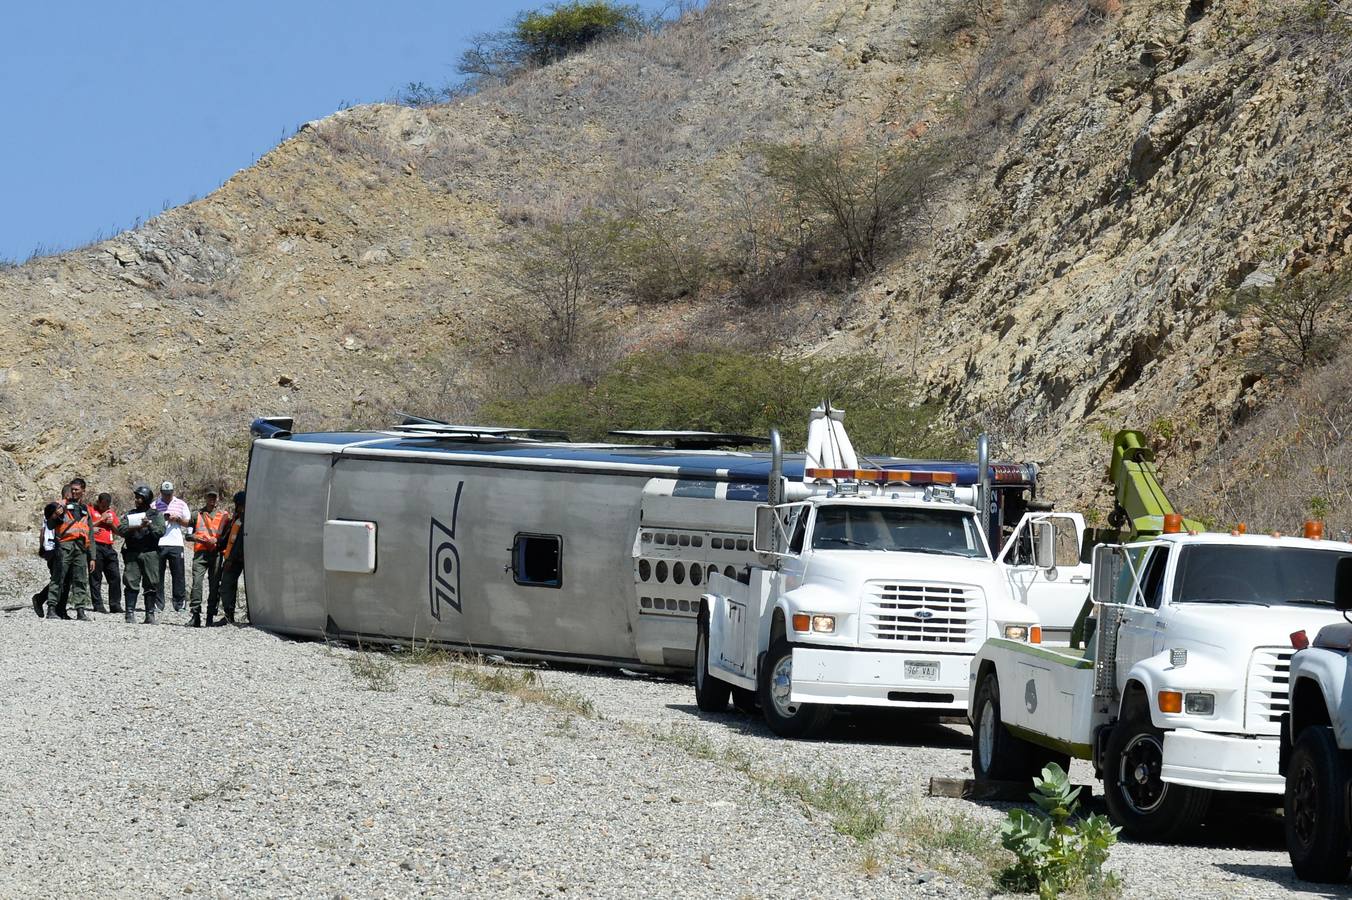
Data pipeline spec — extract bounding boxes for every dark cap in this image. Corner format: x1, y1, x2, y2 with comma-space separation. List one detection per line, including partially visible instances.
204, 487, 219, 497
233, 491, 246, 505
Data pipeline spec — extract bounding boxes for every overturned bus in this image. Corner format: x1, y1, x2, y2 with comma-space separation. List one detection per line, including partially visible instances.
242, 411, 1042, 671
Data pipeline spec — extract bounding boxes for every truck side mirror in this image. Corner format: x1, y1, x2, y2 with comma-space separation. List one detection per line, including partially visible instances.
1032, 521, 1056, 569
1336, 557, 1352, 611
753, 506, 778, 554
1092, 546, 1124, 605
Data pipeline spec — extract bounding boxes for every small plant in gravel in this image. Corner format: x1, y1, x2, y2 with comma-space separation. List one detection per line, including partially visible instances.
348, 649, 397, 693
997, 763, 1120, 899
899, 810, 1008, 884
773, 769, 888, 841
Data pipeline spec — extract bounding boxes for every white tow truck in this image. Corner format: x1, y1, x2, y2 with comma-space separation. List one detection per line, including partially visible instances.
970, 522, 1352, 841
693, 409, 1083, 737
1280, 556, 1352, 883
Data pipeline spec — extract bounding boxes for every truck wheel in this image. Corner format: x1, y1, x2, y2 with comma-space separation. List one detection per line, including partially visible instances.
971, 672, 1061, 781
1285, 726, 1352, 883
731, 687, 758, 714
758, 637, 832, 738
693, 613, 731, 713
1103, 716, 1210, 841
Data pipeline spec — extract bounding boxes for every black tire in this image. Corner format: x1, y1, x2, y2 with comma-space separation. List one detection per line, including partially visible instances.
693, 611, 731, 713
1286, 725, 1352, 883
1103, 715, 1211, 841
758, 637, 832, 738
971, 672, 1068, 782
731, 687, 758, 714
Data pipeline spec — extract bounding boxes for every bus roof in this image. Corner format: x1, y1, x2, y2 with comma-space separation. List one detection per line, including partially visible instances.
262, 425, 1037, 488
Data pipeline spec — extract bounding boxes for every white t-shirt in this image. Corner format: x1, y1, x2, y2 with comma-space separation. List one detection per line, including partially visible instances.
154, 497, 191, 548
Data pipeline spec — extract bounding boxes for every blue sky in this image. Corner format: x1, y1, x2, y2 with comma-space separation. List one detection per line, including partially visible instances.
0, 0, 672, 262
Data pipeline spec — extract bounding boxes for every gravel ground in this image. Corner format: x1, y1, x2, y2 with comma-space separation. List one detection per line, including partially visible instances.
0, 553, 1332, 898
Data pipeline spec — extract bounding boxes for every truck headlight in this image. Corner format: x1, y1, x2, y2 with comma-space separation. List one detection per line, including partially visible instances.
1002, 624, 1040, 643
1184, 692, 1215, 715
791, 613, 836, 633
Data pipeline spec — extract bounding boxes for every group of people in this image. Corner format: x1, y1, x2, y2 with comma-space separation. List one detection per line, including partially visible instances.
36, 478, 246, 627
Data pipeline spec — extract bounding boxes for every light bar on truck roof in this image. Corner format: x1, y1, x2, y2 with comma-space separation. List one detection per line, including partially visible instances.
804, 468, 958, 485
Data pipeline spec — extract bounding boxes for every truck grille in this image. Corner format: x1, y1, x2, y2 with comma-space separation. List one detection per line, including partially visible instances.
863, 582, 983, 648
1244, 647, 1292, 734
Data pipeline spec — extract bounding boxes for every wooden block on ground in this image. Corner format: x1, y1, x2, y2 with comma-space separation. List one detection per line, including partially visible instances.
928, 777, 1093, 802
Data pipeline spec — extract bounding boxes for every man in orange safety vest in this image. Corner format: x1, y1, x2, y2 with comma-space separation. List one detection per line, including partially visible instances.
189, 488, 229, 628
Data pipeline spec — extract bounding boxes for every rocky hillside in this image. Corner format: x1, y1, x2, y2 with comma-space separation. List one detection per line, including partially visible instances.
2, 0, 1349, 529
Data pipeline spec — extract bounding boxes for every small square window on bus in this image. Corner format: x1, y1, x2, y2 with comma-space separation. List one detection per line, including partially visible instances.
513, 533, 562, 588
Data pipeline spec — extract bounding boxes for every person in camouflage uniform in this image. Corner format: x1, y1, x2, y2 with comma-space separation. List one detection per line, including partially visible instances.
115, 485, 167, 624
46, 478, 94, 622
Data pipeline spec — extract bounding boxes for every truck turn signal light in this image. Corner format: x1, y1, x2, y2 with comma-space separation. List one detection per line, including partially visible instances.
1158, 691, 1183, 714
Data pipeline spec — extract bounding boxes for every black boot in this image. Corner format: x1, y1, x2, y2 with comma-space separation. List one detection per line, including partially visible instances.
93, 602, 108, 614
191, 612, 202, 628
77, 608, 94, 622
32, 591, 45, 619
110, 602, 123, 613
143, 610, 157, 625
125, 609, 135, 623
45, 606, 59, 620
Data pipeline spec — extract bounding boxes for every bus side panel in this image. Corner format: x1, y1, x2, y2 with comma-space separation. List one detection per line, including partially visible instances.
244, 442, 331, 636
323, 457, 645, 662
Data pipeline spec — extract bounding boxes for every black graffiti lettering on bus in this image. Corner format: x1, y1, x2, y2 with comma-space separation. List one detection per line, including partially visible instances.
428, 482, 465, 619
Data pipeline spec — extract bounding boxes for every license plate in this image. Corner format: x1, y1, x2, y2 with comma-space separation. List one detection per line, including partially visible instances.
905, 661, 940, 682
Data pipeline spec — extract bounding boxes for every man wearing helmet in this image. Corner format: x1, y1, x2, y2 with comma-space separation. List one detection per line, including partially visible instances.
114, 485, 167, 624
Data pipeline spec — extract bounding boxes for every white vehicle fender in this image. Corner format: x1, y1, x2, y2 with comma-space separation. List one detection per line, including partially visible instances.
1124, 651, 1233, 730
778, 582, 854, 618
1289, 646, 1351, 748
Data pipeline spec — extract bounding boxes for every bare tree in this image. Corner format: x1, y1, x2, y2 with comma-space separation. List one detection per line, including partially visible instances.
1225, 267, 1351, 379
759, 139, 951, 278
499, 210, 619, 360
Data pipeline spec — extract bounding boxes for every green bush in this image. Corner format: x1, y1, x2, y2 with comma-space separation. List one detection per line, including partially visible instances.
459, 2, 648, 79
998, 763, 1120, 899
479, 350, 966, 459
516, 2, 647, 65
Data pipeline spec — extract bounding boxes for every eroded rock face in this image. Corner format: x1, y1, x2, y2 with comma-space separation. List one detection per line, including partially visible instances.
0, 0, 1347, 523
863, 1, 1352, 506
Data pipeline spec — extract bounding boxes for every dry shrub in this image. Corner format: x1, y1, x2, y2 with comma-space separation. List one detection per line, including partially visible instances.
159, 427, 251, 503
1221, 267, 1351, 380
158, 277, 239, 308
311, 118, 408, 172
1179, 358, 1352, 536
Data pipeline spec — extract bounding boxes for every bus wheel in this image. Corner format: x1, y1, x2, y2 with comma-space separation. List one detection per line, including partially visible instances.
1286, 725, 1352, 883
1103, 716, 1210, 840
758, 637, 831, 738
693, 612, 730, 712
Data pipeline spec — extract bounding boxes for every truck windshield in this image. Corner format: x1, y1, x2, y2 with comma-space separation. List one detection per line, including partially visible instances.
1173, 545, 1352, 606
811, 506, 986, 558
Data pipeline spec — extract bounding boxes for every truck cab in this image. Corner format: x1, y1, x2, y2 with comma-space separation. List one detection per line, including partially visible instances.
696, 486, 1042, 737
1281, 556, 1352, 883
971, 528, 1352, 841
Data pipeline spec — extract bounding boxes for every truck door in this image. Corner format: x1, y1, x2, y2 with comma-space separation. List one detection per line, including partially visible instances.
1114, 544, 1170, 691
997, 513, 1090, 643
